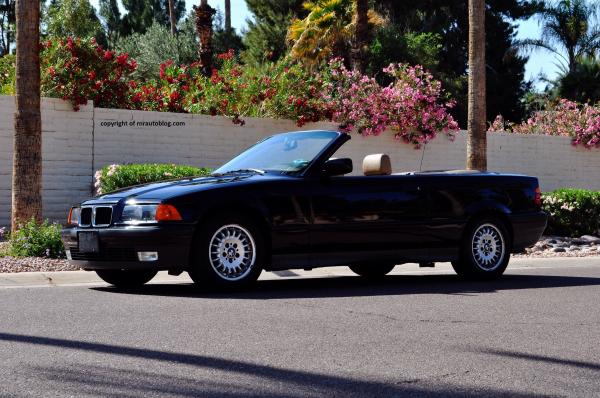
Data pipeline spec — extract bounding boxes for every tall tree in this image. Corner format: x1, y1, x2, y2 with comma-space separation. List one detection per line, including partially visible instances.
99, 0, 121, 46
520, 0, 600, 73
224, 0, 231, 31
0, 0, 15, 55
194, 0, 215, 75
351, 0, 368, 72
45, 0, 106, 44
467, 0, 487, 171
12, 0, 42, 230
167, 0, 176, 34
212, 7, 245, 56
243, 0, 305, 65
120, 0, 185, 36
287, 0, 382, 68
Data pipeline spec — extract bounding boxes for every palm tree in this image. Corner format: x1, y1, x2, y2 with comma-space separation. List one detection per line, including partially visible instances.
194, 0, 215, 75
167, 0, 176, 34
287, 0, 382, 68
351, 0, 368, 72
555, 55, 600, 102
224, 0, 231, 31
519, 0, 600, 73
12, 0, 42, 231
467, 0, 487, 171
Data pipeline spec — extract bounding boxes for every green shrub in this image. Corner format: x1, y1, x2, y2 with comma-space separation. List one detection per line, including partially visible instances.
9, 219, 65, 258
95, 163, 211, 195
0, 54, 15, 95
542, 189, 600, 237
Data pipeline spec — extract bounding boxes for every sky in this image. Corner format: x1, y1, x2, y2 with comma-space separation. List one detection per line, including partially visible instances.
89, 0, 560, 90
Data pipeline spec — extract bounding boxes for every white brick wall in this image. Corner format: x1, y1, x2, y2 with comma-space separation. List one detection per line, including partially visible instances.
1, 95, 600, 226
0, 96, 94, 226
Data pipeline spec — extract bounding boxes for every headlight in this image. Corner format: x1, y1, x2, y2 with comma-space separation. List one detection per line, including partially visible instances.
121, 204, 182, 224
68, 207, 80, 225
121, 204, 159, 224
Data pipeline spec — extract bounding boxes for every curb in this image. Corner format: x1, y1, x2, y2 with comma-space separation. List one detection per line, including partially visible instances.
0, 257, 598, 288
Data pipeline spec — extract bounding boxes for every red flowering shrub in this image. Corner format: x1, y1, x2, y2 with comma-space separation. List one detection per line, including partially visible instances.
41, 37, 137, 110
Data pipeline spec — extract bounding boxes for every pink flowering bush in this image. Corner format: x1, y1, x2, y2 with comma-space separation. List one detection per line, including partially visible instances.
489, 99, 600, 149
321, 59, 458, 147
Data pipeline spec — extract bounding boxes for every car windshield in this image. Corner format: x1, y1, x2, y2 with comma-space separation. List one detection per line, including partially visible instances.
213, 131, 339, 175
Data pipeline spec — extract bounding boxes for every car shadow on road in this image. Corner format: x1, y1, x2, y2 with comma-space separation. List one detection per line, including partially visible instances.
0, 332, 555, 398
92, 272, 600, 300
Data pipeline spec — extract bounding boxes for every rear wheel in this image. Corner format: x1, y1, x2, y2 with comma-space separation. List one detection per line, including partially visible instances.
95, 269, 158, 288
349, 264, 396, 278
452, 217, 511, 280
188, 213, 264, 289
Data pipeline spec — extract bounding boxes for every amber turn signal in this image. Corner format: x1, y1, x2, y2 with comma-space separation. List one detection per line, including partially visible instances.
67, 207, 80, 225
155, 204, 182, 221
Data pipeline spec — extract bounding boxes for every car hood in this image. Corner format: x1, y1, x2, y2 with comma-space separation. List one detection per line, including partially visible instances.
93, 173, 270, 202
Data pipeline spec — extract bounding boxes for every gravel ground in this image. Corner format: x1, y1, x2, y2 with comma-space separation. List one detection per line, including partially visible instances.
0, 235, 599, 273
515, 234, 600, 258
0, 241, 77, 273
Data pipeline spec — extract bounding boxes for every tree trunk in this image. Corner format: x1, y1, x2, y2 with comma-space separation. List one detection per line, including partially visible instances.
167, 0, 177, 35
352, 0, 368, 73
224, 0, 231, 31
466, 0, 487, 171
12, 0, 42, 231
194, 0, 215, 76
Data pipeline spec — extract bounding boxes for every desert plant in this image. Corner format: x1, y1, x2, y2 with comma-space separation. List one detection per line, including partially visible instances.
8, 218, 65, 258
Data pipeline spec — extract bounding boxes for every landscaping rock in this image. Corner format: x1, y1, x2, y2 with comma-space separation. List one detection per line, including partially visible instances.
551, 247, 566, 253
580, 235, 600, 244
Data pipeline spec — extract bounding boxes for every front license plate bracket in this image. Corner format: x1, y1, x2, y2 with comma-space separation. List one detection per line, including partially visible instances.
78, 231, 99, 253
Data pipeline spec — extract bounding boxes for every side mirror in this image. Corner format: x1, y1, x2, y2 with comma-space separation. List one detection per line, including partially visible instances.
323, 158, 353, 177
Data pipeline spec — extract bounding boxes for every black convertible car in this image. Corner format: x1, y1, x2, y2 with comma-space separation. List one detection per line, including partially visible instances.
62, 130, 547, 288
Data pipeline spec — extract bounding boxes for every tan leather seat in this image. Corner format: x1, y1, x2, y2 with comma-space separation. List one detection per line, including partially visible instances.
362, 154, 392, 176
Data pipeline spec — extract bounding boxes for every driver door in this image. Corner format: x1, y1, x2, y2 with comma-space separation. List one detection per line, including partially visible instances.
308, 174, 429, 266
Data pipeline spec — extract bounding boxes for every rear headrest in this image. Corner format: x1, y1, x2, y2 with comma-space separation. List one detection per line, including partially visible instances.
362, 154, 392, 176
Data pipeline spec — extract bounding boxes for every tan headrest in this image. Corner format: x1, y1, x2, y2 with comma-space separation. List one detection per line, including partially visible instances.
362, 154, 392, 176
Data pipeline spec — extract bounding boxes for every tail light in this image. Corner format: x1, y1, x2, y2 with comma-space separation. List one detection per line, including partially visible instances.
534, 186, 542, 207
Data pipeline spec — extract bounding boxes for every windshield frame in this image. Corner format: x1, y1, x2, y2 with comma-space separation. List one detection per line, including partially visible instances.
213, 130, 347, 177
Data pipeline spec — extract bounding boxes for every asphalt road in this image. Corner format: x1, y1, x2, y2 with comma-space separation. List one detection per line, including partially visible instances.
1, 259, 599, 397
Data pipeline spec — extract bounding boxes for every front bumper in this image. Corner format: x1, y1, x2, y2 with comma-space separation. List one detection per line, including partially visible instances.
61, 224, 195, 271
509, 211, 548, 252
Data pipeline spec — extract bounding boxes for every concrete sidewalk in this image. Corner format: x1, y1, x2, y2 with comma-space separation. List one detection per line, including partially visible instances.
0, 256, 598, 288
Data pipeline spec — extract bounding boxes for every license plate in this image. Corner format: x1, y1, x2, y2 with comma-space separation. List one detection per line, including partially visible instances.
78, 231, 99, 253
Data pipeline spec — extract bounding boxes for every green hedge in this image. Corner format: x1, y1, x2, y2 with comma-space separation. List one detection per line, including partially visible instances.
95, 163, 211, 195
8, 219, 65, 258
542, 189, 600, 237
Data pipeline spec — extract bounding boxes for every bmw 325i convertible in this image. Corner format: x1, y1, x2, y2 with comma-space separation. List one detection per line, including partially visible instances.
62, 130, 547, 289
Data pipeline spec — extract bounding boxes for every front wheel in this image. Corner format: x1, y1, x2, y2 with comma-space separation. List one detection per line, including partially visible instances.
349, 264, 396, 278
188, 214, 264, 289
452, 217, 511, 280
95, 269, 158, 288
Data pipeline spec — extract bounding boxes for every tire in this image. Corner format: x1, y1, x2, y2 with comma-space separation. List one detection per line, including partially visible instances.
452, 216, 511, 280
349, 264, 396, 278
188, 213, 264, 290
95, 269, 158, 288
